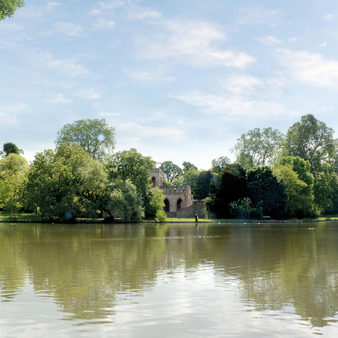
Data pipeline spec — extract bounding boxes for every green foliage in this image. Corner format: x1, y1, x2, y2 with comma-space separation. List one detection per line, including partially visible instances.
282, 114, 335, 173
211, 156, 230, 174
182, 161, 197, 173
206, 164, 247, 218
194, 170, 213, 200
107, 148, 154, 218
182, 167, 199, 192
0, 0, 23, 20
0, 154, 28, 214
147, 187, 165, 219
229, 197, 262, 218
2, 142, 22, 157
247, 167, 287, 218
160, 161, 183, 183
233, 127, 284, 170
273, 156, 316, 218
154, 209, 167, 222
56, 119, 115, 161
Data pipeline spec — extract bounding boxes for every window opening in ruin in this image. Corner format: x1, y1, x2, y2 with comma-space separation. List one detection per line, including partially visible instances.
164, 199, 170, 212
177, 198, 183, 211
151, 176, 156, 187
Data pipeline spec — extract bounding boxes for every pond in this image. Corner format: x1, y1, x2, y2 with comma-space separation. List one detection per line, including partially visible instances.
1, 222, 338, 337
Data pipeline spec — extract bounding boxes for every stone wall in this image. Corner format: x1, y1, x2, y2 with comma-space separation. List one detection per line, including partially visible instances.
149, 168, 163, 188
173, 200, 206, 218
162, 186, 193, 212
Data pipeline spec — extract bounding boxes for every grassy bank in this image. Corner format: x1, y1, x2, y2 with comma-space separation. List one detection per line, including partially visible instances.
1, 211, 338, 224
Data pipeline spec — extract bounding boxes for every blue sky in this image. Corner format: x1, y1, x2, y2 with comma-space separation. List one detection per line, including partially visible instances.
0, 0, 337, 169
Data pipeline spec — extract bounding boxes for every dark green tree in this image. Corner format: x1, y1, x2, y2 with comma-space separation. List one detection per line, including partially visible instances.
182, 161, 197, 173
56, 119, 115, 161
194, 170, 213, 200
206, 164, 247, 218
247, 167, 287, 218
0, 0, 24, 20
2, 142, 22, 157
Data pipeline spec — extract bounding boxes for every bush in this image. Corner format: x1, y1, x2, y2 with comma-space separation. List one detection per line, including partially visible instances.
154, 209, 167, 222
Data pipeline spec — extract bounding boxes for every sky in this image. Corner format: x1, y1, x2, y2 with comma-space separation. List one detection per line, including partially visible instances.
0, 0, 337, 169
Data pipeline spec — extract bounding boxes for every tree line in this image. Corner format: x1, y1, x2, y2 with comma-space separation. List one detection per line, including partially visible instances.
0, 114, 337, 221
159, 114, 337, 219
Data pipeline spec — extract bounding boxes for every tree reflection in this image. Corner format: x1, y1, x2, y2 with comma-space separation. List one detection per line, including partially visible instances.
0, 222, 337, 327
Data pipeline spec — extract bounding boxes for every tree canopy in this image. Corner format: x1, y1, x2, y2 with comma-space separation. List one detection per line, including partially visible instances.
2, 142, 22, 157
211, 156, 230, 174
56, 119, 115, 161
0, 0, 24, 20
233, 127, 284, 169
160, 161, 183, 183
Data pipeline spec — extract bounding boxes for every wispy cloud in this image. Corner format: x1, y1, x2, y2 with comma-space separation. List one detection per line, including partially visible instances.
256, 35, 281, 46
135, 20, 254, 68
172, 91, 289, 118
125, 68, 174, 85
48, 93, 71, 104
324, 14, 334, 20
127, 8, 162, 21
118, 123, 184, 142
54, 22, 83, 37
237, 7, 279, 26
0, 103, 26, 124
75, 89, 101, 100
278, 48, 338, 89
44, 53, 88, 77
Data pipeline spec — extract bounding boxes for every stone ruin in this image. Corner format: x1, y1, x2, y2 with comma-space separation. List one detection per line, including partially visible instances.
150, 168, 206, 218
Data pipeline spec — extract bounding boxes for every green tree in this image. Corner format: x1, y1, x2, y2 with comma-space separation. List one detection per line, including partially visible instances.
206, 164, 247, 218
107, 148, 155, 218
160, 161, 182, 183
182, 161, 197, 173
182, 167, 199, 193
273, 156, 316, 218
0, 154, 28, 215
247, 167, 287, 218
0, 0, 24, 20
2, 142, 23, 157
282, 114, 336, 172
233, 127, 284, 170
211, 156, 230, 174
56, 119, 115, 161
194, 170, 213, 200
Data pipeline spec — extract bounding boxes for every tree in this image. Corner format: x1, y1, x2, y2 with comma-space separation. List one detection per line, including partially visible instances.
0, 154, 28, 214
206, 164, 247, 218
247, 167, 287, 218
0, 0, 24, 20
56, 119, 115, 161
2, 142, 23, 157
182, 161, 197, 173
194, 170, 213, 200
273, 156, 316, 218
107, 148, 155, 218
211, 156, 230, 174
233, 127, 284, 170
24, 144, 143, 221
282, 114, 336, 172
160, 161, 182, 183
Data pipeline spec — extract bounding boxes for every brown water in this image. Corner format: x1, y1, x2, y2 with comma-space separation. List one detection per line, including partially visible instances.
0, 222, 338, 337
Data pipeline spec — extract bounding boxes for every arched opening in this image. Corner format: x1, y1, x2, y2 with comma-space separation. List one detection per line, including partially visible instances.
151, 176, 156, 187
177, 198, 183, 211
164, 199, 170, 212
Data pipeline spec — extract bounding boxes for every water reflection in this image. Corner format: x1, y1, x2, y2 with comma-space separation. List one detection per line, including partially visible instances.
0, 222, 337, 333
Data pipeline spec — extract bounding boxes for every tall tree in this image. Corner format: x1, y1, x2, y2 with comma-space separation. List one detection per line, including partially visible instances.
282, 114, 336, 172
233, 127, 284, 170
56, 119, 115, 161
211, 156, 230, 174
160, 161, 182, 183
182, 161, 197, 173
0, 0, 24, 20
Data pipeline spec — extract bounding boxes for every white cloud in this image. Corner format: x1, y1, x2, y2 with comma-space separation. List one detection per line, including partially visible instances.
99, 112, 120, 117
238, 7, 279, 26
48, 93, 71, 104
54, 22, 83, 37
278, 48, 338, 89
125, 68, 174, 85
0, 104, 26, 124
75, 89, 101, 100
92, 18, 116, 30
136, 20, 254, 68
0, 111, 18, 124
288, 37, 298, 43
172, 91, 289, 117
319, 42, 327, 47
118, 123, 184, 142
256, 35, 281, 46
44, 53, 88, 77
221, 75, 262, 95
324, 14, 334, 20
127, 8, 162, 21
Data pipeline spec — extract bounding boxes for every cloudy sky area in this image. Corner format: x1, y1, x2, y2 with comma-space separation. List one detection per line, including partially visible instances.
0, 0, 337, 168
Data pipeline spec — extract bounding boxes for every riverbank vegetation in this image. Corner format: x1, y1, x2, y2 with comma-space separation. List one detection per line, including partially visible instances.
0, 114, 337, 222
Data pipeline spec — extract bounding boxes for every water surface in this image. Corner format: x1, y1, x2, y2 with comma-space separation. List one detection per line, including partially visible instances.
1, 222, 338, 337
